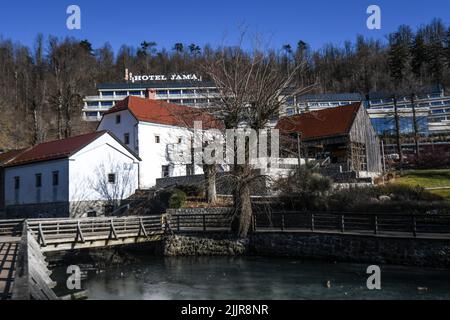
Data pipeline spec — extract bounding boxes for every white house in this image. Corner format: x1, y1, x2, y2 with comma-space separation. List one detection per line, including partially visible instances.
97, 96, 221, 189
4, 131, 140, 218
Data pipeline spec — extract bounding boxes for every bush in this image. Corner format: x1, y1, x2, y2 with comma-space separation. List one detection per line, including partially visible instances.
175, 184, 204, 197
158, 188, 187, 209
273, 166, 332, 211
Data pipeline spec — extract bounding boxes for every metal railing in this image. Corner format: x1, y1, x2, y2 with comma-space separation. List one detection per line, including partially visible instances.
169, 212, 450, 238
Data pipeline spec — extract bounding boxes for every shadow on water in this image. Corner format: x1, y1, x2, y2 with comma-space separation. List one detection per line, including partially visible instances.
50, 254, 450, 300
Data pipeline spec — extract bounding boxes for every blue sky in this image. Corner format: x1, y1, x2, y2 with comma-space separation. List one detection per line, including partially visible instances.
0, 0, 448, 52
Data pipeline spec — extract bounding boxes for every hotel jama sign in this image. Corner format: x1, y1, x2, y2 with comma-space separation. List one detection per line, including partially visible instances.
125, 70, 202, 83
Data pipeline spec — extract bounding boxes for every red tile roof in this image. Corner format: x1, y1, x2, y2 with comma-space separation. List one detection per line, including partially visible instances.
276, 102, 362, 141
104, 96, 223, 129
6, 131, 108, 167
0, 149, 26, 166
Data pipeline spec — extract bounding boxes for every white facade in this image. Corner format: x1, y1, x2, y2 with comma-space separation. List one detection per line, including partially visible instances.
4, 133, 140, 208
98, 111, 204, 189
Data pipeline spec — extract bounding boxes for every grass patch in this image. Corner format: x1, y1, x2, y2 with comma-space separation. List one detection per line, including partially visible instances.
429, 189, 450, 201
395, 169, 450, 188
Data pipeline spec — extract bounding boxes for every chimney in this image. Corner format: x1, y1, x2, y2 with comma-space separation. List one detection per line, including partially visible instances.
145, 89, 156, 99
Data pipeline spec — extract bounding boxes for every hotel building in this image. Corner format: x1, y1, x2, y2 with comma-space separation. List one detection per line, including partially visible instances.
82, 80, 219, 121
82, 77, 450, 135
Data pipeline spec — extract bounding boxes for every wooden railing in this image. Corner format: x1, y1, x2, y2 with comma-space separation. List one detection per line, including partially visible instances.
0, 219, 25, 236
169, 212, 450, 238
12, 222, 58, 300
27, 215, 163, 246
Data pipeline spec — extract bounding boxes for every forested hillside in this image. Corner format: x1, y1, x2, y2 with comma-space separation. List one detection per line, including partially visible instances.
0, 19, 449, 150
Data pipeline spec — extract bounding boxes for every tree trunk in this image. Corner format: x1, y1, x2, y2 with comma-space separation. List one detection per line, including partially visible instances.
204, 164, 217, 204
235, 182, 253, 239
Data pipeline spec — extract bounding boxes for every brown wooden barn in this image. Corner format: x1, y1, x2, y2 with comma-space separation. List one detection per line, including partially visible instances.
276, 102, 382, 179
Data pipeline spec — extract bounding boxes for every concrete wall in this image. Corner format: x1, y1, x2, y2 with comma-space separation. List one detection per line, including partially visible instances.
99, 112, 205, 189
4, 159, 69, 206
97, 109, 139, 154
68, 133, 139, 202
136, 122, 203, 189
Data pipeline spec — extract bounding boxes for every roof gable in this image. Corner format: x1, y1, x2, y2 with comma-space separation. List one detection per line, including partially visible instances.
104, 96, 222, 129
6, 131, 107, 167
0, 149, 26, 166
276, 102, 362, 140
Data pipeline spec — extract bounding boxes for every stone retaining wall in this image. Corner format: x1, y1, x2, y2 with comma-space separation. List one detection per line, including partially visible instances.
5, 200, 108, 218
159, 231, 450, 267
163, 232, 247, 256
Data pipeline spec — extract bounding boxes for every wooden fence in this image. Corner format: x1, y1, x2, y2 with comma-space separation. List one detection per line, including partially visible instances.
27, 216, 164, 246
0, 219, 24, 237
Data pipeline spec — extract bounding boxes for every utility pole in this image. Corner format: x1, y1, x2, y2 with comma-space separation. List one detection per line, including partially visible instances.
411, 93, 420, 159
297, 132, 302, 174
393, 95, 403, 163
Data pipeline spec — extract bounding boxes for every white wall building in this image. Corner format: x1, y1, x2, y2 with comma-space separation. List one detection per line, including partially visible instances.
97, 96, 221, 189
4, 131, 140, 218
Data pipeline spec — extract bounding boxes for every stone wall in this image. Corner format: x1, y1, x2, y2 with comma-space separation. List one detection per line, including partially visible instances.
156, 230, 450, 267
249, 232, 450, 268
163, 232, 247, 256
166, 208, 231, 216
155, 172, 269, 196
5, 200, 109, 219
6, 202, 70, 219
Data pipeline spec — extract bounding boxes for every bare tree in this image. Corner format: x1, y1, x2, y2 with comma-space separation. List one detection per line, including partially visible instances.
89, 157, 136, 213
199, 40, 310, 238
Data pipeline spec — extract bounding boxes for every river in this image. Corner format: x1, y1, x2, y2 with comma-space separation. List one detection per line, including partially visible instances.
50, 256, 450, 300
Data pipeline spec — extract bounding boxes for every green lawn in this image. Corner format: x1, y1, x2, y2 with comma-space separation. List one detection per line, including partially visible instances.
394, 169, 450, 200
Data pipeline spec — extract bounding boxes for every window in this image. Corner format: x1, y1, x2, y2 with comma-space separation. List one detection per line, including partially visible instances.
116, 114, 121, 124
108, 174, 116, 184
14, 177, 20, 190
129, 91, 142, 96
102, 91, 114, 96
162, 165, 170, 178
186, 164, 194, 176
124, 133, 130, 145
52, 171, 59, 186
177, 137, 182, 144
155, 135, 160, 144
35, 174, 42, 188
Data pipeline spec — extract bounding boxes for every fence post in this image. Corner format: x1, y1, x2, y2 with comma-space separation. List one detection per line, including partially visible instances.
203, 214, 206, 232
374, 215, 378, 235
412, 215, 417, 237
341, 215, 345, 233
311, 213, 315, 232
